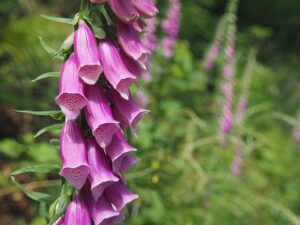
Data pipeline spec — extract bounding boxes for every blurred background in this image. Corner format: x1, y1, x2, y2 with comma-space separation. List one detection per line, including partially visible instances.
1, 0, 300, 224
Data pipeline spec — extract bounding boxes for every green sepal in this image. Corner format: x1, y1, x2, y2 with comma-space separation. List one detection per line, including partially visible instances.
92, 25, 106, 39
39, 37, 64, 60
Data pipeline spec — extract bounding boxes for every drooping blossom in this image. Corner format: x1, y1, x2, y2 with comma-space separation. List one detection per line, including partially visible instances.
86, 139, 119, 201
106, 131, 137, 175
203, 17, 226, 71
161, 0, 181, 58
55, 53, 87, 120
117, 21, 151, 64
219, 24, 236, 139
74, 20, 102, 85
84, 85, 120, 149
50, 0, 157, 224
230, 49, 256, 176
108, 0, 139, 24
104, 181, 139, 211
99, 39, 136, 100
110, 90, 149, 136
59, 120, 90, 190
132, 0, 158, 18
64, 194, 91, 225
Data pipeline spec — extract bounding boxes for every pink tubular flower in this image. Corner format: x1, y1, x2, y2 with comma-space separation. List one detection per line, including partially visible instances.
108, 0, 139, 24
59, 120, 90, 190
120, 50, 145, 79
132, 0, 158, 18
55, 53, 87, 120
84, 85, 120, 149
74, 21, 102, 85
113, 153, 139, 174
84, 186, 120, 225
87, 139, 119, 201
204, 41, 220, 70
106, 131, 137, 174
133, 19, 146, 33
98, 39, 136, 100
104, 181, 138, 211
111, 90, 149, 136
161, 0, 181, 58
117, 21, 151, 64
65, 194, 91, 225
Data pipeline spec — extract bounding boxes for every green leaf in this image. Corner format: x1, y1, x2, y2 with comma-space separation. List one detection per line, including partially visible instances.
16, 110, 61, 116
92, 25, 106, 39
11, 177, 53, 203
39, 37, 63, 60
48, 183, 74, 225
41, 15, 73, 25
11, 164, 60, 176
34, 124, 63, 138
31, 72, 59, 83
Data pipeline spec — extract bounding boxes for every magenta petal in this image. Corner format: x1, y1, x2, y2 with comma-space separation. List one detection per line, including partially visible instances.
52, 216, 64, 225
117, 21, 151, 64
55, 54, 87, 120
74, 21, 102, 85
113, 153, 139, 174
111, 90, 149, 136
104, 181, 138, 211
133, 19, 146, 32
84, 85, 120, 148
108, 0, 139, 24
85, 190, 120, 225
87, 139, 119, 201
65, 195, 91, 225
107, 131, 136, 174
132, 0, 158, 18
59, 120, 90, 189
120, 50, 145, 78
98, 40, 136, 100
99, 213, 125, 225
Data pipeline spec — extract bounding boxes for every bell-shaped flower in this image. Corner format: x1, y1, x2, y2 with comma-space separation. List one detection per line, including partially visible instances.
84, 186, 120, 225
64, 194, 91, 225
98, 40, 136, 100
55, 53, 88, 120
120, 50, 145, 78
106, 131, 136, 174
59, 120, 90, 189
117, 21, 150, 64
113, 153, 139, 174
87, 139, 119, 201
111, 90, 149, 136
74, 20, 102, 85
84, 85, 120, 148
108, 0, 139, 24
132, 0, 158, 18
104, 181, 138, 211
